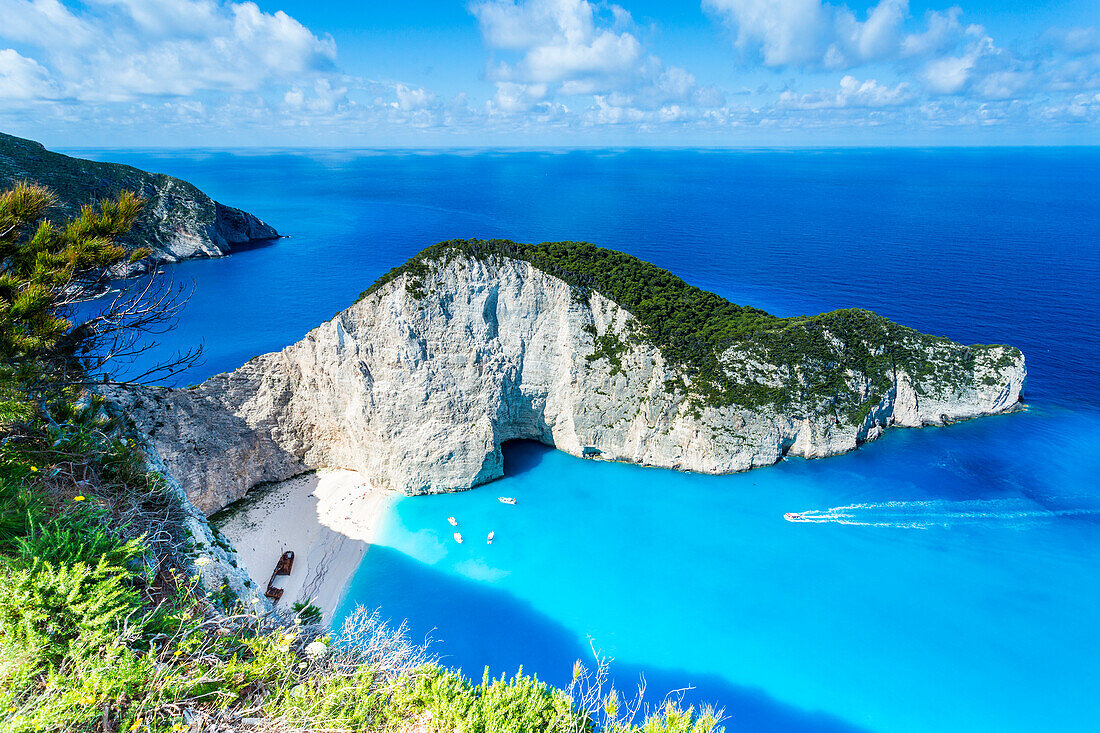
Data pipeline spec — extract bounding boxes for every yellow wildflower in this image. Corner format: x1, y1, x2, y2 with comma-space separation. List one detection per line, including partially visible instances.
74, 495, 85, 501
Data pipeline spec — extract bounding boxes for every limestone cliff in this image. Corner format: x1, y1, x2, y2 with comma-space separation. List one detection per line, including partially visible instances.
0, 132, 278, 274
112, 242, 1025, 516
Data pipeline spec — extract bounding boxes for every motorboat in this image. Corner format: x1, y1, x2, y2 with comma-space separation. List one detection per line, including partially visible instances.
454, 532, 463, 543
487, 531, 495, 544
784, 512, 804, 522
448, 516, 458, 526
498, 497, 517, 505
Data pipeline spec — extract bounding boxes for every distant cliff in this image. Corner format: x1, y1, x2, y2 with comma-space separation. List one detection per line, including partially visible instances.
0, 132, 278, 274
111, 240, 1025, 515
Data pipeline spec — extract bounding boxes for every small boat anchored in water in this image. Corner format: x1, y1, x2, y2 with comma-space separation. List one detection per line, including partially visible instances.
453, 532, 464, 543
487, 531, 495, 544
448, 516, 458, 526
498, 497, 517, 505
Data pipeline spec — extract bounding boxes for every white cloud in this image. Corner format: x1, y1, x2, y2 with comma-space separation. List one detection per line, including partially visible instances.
470, 0, 714, 117
778, 75, 914, 109
89, 0, 222, 37
703, 0, 1066, 106
704, 0, 914, 68
1, 0, 1097, 143
1044, 27, 1100, 56
922, 50, 978, 94
0, 48, 54, 99
919, 33, 1036, 99
0, 0, 337, 102
471, 0, 644, 89
1041, 27, 1100, 93
834, 0, 908, 64
1041, 92, 1100, 123
395, 84, 437, 112
490, 82, 550, 113
900, 8, 969, 58
283, 79, 349, 115
0, 0, 93, 48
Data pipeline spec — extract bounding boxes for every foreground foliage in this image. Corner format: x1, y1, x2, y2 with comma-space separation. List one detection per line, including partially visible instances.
0, 418, 727, 732
0, 188, 726, 731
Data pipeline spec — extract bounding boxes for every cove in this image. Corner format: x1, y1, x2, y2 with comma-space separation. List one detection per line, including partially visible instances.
335, 412, 1100, 732
68, 147, 1100, 732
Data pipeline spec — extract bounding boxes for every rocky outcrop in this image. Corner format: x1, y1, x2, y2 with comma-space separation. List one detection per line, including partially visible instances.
0, 131, 278, 274
111, 252, 1025, 516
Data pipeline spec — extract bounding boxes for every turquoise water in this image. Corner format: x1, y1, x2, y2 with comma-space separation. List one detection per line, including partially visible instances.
338, 413, 1100, 732
69, 148, 1100, 731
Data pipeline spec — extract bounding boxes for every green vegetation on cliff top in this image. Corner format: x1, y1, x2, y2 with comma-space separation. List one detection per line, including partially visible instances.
363, 239, 1018, 420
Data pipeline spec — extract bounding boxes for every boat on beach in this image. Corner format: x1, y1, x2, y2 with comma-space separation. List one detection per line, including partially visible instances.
453, 532, 463, 543
498, 497, 517, 505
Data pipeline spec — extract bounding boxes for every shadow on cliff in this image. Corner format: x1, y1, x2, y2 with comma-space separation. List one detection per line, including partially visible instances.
501, 439, 554, 478
226, 234, 283, 253
336, 545, 870, 733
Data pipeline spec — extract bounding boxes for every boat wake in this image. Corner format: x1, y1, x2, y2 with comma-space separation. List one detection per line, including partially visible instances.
783, 499, 1100, 529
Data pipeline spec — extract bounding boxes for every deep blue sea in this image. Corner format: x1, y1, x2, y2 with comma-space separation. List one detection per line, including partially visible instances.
71, 148, 1100, 732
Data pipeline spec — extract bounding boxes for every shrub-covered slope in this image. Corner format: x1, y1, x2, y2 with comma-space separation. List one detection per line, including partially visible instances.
0, 132, 278, 273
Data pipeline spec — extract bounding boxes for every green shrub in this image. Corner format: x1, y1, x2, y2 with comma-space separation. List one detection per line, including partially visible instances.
391, 666, 585, 733
633, 703, 724, 733
0, 476, 41, 553
292, 601, 323, 626
1, 637, 155, 733
0, 512, 145, 667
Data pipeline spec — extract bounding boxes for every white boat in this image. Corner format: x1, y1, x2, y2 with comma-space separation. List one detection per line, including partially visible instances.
448, 516, 458, 526
498, 497, 517, 505
784, 512, 804, 522
487, 531, 495, 544
453, 532, 463, 543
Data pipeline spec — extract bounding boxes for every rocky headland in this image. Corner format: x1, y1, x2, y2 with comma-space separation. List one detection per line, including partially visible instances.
0, 131, 278, 274
111, 239, 1026, 518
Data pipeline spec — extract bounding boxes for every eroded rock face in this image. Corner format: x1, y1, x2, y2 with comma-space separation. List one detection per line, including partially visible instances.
114, 255, 1025, 515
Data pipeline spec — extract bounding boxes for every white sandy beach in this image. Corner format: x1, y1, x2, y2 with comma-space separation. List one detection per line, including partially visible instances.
215, 469, 393, 624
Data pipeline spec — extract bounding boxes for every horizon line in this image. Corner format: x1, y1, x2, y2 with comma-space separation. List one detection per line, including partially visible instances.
54, 143, 1100, 152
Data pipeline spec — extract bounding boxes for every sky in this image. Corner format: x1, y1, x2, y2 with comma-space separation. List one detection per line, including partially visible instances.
0, 0, 1098, 147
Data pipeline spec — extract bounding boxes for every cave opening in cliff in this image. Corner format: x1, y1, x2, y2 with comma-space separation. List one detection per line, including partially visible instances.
500, 440, 553, 479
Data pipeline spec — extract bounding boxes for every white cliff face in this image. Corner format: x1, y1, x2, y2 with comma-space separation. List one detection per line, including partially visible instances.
114, 255, 1025, 515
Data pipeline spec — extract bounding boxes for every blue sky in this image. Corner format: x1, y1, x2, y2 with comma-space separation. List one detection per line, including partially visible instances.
0, 0, 1097, 147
